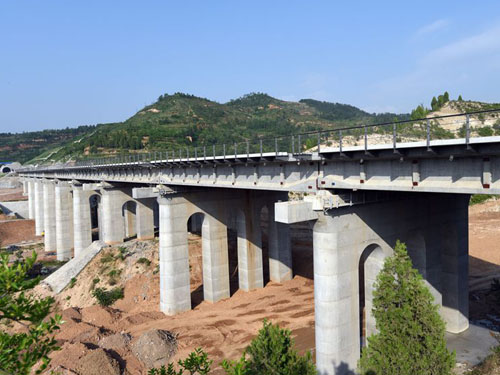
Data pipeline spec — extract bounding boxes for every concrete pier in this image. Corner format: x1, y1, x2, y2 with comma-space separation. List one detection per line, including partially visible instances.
34, 179, 44, 236
101, 188, 128, 244
441, 195, 469, 333
43, 180, 57, 252
55, 182, 74, 260
27, 179, 35, 219
313, 213, 361, 374
73, 185, 94, 257
202, 212, 230, 303
136, 199, 155, 240
236, 204, 264, 292
158, 195, 191, 315
268, 205, 293, 283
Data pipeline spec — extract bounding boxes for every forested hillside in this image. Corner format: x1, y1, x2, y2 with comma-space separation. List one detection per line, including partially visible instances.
2, 92, 499, 164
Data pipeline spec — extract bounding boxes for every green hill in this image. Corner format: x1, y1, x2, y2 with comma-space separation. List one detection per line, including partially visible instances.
3, 93, 407, 164
2, 92, 499, 164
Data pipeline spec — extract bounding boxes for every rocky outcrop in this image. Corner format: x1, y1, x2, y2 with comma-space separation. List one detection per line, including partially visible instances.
131, 329, 177, 368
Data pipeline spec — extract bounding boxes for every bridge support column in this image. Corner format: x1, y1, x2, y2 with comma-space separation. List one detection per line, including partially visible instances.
136, 198, 155, 240
441, 195, 469, 333
34, 179, 44, 236
268, 205, 292, 283
202, 211, 230, 303
73, 185, 93, 256
237, 201, 264, 291
43, 180, 57, 252
55, 182, 74, 260
313, 212, 360, 375
22, 180, 27, 196
27, 179, 35, 219
101, 188, 127, 245
158, 195, 191, 315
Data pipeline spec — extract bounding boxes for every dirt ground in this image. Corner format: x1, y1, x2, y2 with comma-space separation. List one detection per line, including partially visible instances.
0, 187, 26, 202
0, 186, 498, 374
0, 219, 41, 246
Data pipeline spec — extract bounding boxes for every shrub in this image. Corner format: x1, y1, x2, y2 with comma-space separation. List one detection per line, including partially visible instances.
222, 320, 316, 375
92, 287, 124, 307
68, 277, 77, 289
100, 252, 115, 263
358, 241, 455, 375
0, 252, 61, 374
476, 126, 494, 137
148, 348, 212, 375
137, 257, 151, 266
470, 194, 494, 206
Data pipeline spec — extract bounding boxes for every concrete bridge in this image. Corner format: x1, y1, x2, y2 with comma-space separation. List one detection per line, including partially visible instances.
18, 110, 500, 374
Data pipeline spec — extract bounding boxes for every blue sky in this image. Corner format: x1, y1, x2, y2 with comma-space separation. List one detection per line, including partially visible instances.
1, 1, 500, 132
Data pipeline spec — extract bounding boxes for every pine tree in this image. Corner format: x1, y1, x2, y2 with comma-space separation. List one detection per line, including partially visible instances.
222, 320, 316, 375
458, 95, 463, 101
443, 91, 450, 103
359, 241, 455, 375
431, 96, 438, 111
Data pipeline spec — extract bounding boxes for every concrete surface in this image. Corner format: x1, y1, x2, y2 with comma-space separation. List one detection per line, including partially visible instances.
0, 200, 29, 219
446, 324, 499, 366
43, 240, 107, 293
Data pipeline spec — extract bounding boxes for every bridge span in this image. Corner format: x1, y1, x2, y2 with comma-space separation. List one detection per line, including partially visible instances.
18, 110, 500, 375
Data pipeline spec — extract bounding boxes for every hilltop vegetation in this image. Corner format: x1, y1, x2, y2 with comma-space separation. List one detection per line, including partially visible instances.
0, 93, 407, 164
2, 92, 499, 164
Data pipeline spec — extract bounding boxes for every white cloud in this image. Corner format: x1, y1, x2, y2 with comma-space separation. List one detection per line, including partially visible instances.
415, 19, 449, 37
369, 23, 500, 112
421, 25, 500, 64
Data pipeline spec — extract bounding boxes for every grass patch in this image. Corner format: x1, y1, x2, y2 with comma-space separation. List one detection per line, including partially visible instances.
92, 287, 124, 307
68, 277, 77, 289
117, 246, 128, 260
470, 194, 496, 206
137, 257, 151, 266
469, 345, 500, 375
100, 252, 115, 263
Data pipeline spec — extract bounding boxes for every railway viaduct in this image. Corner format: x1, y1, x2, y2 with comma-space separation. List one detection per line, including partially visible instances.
18, 111, 500, 375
